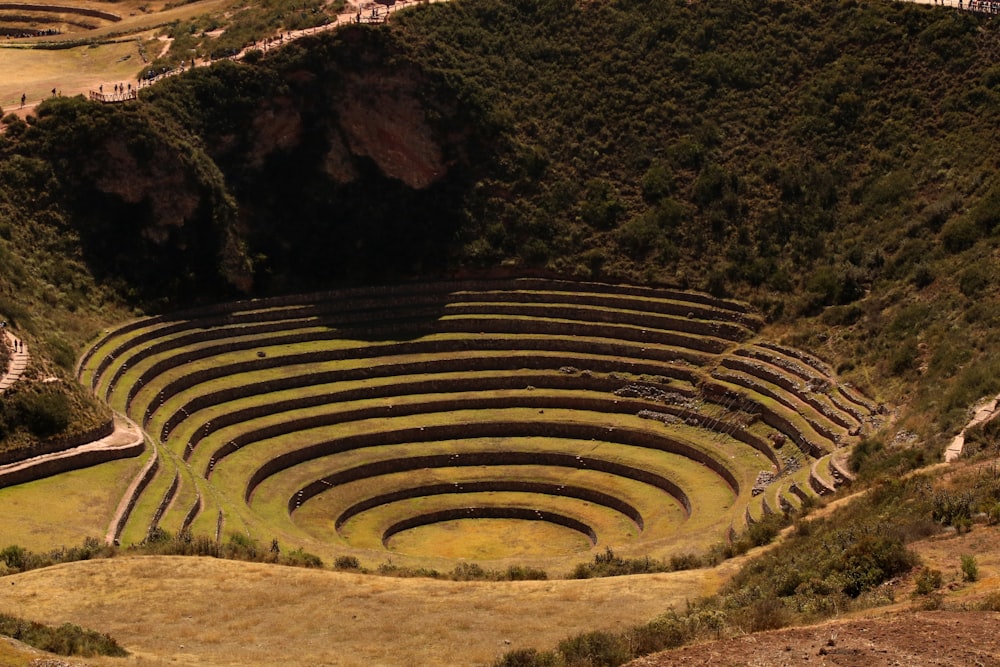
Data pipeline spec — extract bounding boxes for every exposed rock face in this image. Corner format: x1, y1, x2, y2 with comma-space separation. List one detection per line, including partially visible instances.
249, 96, 304, 169
333, 70, 446, 189
90, 137, 201, 241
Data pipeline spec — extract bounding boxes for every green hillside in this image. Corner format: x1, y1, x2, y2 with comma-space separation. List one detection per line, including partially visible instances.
0, 0, 998, 478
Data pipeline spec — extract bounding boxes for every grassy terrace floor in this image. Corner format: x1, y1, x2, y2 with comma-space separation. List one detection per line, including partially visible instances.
75, 279, 871, 571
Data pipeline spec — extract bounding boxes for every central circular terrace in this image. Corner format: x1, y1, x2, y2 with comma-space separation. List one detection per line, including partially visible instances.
78, 279, 874, 569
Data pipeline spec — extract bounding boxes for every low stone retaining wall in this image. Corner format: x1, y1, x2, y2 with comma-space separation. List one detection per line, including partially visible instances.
201, 393, 698, 471
140, 350, 697, 425
0, 436, 143, 489
84, 278, 760, 389
721, 356, 855, 430
711, 370, 839, 446
0, 418, 114, 466
181, 493, 202, 531
382, 506, 598, 546
106, 448, 157, 544
149, 470, 180, 532
166, 372, 629, 445
0, 3, 120, 21
332, 480, 644, 531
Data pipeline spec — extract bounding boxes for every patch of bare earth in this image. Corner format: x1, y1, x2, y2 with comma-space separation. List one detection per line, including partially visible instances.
628, 611, 1000, 666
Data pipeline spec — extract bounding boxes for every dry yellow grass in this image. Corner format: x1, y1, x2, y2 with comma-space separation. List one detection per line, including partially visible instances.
3, 555, 743, 666
0, 0, 233, 112
0, 42, 140, 111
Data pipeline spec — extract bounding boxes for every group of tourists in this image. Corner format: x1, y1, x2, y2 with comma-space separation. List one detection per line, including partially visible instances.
89, 83, 137, 104
1, 322, 23, 354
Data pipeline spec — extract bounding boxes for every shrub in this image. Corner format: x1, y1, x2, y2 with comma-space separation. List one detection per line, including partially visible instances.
840, 536, 919, 598
506, 565, 548, 580
940, 215, 981, 252
914, 567, 943, 595
0, 614, 127, 657
557, 630, 630, 667
282, 548, 323, 568
979, 591, 1000, 611
958, 263, 991, 298
494, 648, 559, 667
629, 611, 691, 655
932, 490, 973, 528
7, 390, 71, 438
746, 596, 789, 632
911, 263, 935, 288
961, 554, 979, 582
334, 555, 361, 570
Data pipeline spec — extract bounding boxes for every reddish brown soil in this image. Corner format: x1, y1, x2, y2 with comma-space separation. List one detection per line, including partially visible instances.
628, 611, 1000, 666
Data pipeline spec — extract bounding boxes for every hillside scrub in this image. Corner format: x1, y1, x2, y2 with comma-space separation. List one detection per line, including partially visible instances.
493, 472, 956, 666
0, 613, 127, 657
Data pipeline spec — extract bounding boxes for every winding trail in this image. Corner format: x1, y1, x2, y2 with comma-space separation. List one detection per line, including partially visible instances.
944, 393, 1000, 462
0, 412, 144, 488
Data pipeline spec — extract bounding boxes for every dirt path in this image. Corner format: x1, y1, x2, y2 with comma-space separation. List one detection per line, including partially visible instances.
944, 394, 1000, 462
0, 413, 144, 488
0, 330, 29, 393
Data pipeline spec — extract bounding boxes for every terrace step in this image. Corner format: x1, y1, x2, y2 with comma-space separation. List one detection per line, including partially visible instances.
809, 454, 838, 496
81, 279, 755, 386
711, 365, 844, 445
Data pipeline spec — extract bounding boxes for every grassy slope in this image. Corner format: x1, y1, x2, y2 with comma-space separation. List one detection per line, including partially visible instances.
2, 555, 739, 666
386, 0, 1000, 450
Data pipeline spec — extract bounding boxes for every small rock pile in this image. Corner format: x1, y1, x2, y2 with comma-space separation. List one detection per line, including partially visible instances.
637, 409, 681, 425
752, 470, 776, 496
614, 384, 695, 408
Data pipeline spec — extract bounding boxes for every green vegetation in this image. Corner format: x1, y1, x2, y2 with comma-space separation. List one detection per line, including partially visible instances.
1, 0, 998, 458
492, 473, 954, 666
961, 553, 979, 582
79, 281, 850, 566
0, 613, 127, 658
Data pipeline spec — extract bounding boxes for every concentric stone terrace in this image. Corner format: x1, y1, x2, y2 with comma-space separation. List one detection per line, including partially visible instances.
78, 279, 874, 568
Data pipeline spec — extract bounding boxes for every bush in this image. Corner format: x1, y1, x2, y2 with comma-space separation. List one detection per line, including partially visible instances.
940, 215, 981, 252
0, 614, 127, 657
979, 591, 1000, 611
494, 648, 559, 667
961, 554, 979, 582
6, 390, 71, 438
914, 567, 943, 595
334, 555, 361, 570
282, 548, 323, 568
557, 630, 630, 667
745, 596, 789, 633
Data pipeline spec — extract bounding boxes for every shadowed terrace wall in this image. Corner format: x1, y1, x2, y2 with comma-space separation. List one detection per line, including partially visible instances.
138, 351, 701, 424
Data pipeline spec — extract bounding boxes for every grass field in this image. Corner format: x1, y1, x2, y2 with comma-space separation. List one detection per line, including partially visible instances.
0, 0, 251, 112
0, 454, 144, 550
1, 554, 743, 666
0, 41, 140, 110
